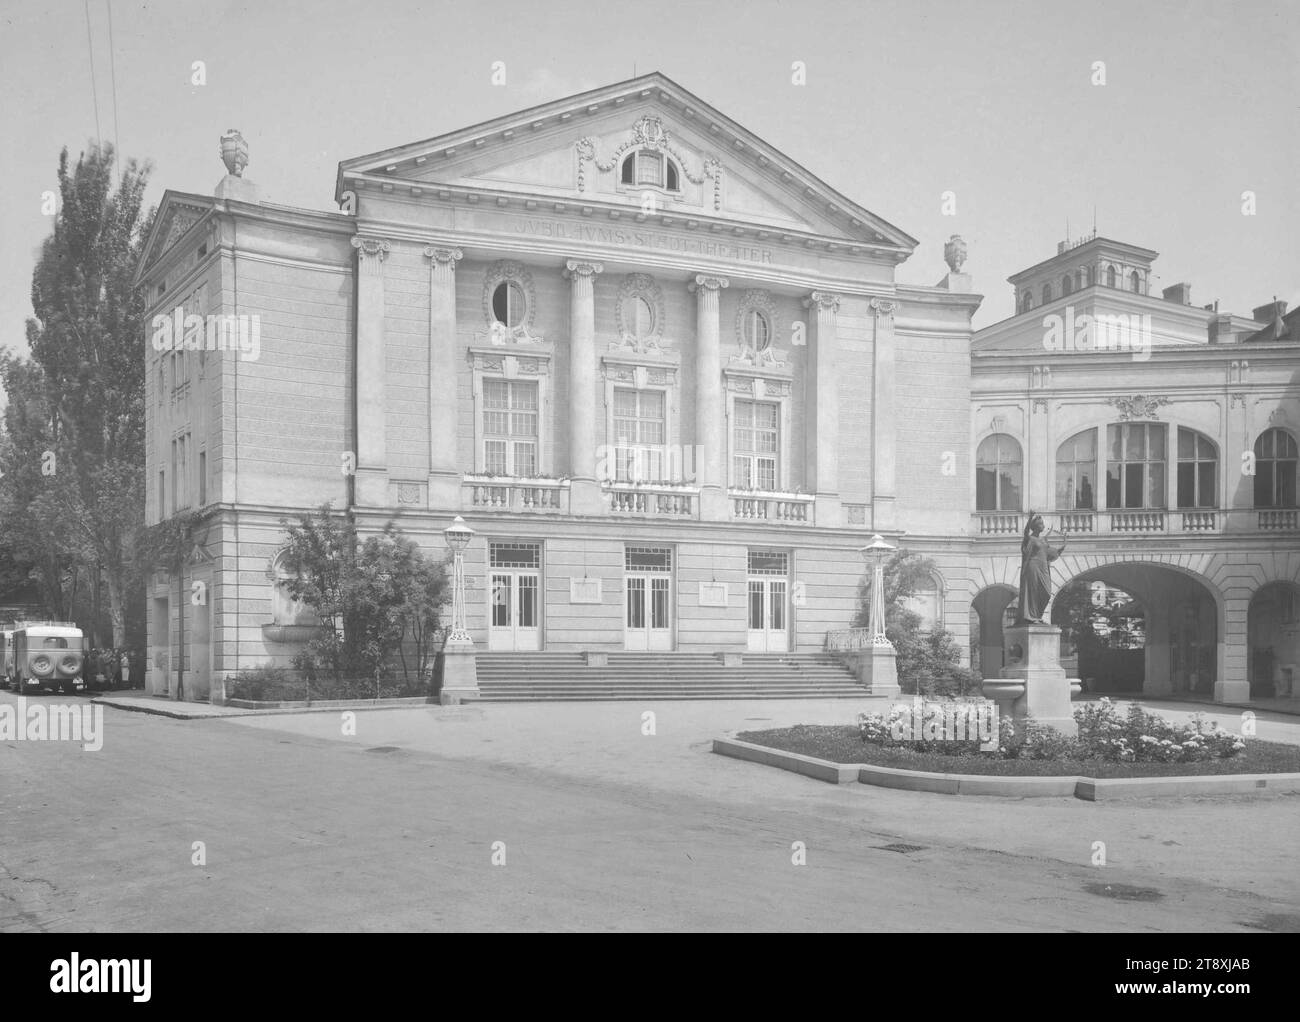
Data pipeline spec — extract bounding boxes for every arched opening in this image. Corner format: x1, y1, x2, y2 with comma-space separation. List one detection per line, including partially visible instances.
1107, 264, 1118, 288
1041, 282, 1052, 305
1051, 579, 1146, 692
970, 584, 1016, 678
1248, 582, 1300, 698
1052, 562, 1218, 696
976, 433, 1023, 512
1062, 274, 1073, 296
1020, 291, 1033, 313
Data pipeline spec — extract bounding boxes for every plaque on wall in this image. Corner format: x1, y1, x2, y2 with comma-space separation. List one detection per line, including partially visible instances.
698, 581, 729, 607
570, 577, 603, 604
792, 581, 807, 607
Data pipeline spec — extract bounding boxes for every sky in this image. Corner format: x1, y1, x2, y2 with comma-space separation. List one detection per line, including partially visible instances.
1, 0, 1297, 355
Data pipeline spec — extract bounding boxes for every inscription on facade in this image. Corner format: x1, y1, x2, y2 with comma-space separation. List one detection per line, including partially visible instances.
508, 217, 774, 264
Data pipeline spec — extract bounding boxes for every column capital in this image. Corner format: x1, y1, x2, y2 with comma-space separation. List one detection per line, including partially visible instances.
868, 296, 898, 316
564, 259, 604, 280
690, 274, 730, 293
804, 290, 841, 314
423, 245, 463, 268
351, 235, 392, 262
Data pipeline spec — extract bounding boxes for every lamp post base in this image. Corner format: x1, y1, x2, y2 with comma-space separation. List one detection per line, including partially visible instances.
439, 639, 479, 704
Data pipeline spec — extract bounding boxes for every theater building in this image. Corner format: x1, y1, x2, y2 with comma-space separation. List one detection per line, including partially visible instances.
136, 73, 1297, 704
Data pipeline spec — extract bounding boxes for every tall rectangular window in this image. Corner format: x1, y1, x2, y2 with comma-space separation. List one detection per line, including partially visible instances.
1055, 429, 1097, 510
612, 388, 666, 482
1176, 428, 1217, 508
733, 400, 778, 490
171, 439, 179, 511
1106, 423, 1166, 509
482, 379, 538, 477
198, 450, 207, 505
158, 470, 166, 519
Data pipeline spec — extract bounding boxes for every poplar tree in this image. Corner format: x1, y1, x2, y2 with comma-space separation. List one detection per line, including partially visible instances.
0, 142, 154, 645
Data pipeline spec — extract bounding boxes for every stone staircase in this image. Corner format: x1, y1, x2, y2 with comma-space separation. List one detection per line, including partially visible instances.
472, 651, 867, 701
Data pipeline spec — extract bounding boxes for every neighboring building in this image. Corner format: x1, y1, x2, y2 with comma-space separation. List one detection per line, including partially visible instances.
134, 74, 1298, 705
970, 233, 1300, 701
134, 73, 979, 701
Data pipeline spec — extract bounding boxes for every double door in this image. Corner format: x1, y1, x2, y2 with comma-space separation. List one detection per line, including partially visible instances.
489, 570, 540, 651
747, 577, 788, 652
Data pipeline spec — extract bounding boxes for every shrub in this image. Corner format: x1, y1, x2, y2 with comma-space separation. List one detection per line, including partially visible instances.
1072, 698, 1245, 763
224, 666, 431, 702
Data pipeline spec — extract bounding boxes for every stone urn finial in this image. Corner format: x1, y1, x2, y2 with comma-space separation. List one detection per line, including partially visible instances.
944, 234, 967, 274
220, 129, 248, 177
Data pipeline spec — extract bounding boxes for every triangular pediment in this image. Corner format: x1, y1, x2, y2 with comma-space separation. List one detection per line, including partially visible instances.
135, 191, 215, 284
338, 74, 916, 252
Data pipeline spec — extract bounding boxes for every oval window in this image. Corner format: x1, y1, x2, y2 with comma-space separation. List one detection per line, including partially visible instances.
632, 296, 654, 337
492, 281, 525, 327
743, 310, 771, 351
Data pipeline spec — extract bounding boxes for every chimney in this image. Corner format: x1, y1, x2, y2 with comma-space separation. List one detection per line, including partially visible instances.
1252, 298, 1288, 323
1162, 282, 1192, 305
1207, 312, 1235, 344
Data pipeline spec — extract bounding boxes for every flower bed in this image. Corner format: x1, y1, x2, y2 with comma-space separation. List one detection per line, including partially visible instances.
733, 724, 1299, 778
734, 699, 1297, 779
856, 697, 1245, 762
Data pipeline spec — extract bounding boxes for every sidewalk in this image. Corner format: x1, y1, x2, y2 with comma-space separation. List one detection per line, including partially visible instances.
1135, 692, 1300, 718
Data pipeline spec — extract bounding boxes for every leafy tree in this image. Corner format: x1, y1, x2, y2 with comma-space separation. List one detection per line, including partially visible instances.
277, 505, 448, 684
853, 549, 980, 696
1, 142, 153, 646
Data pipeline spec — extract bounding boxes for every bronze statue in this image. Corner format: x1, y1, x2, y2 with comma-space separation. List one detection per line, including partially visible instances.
1016, 512, 1067, 624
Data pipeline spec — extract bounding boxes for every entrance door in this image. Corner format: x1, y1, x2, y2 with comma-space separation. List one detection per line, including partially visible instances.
747, 578, 788, 652
487, 543, 542, 651
625, 546, 673, 651
746, 550, 790, 653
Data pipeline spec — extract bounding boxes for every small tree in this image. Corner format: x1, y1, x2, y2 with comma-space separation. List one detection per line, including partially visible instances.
277, 505, 448, 686
852, 549, 979, 696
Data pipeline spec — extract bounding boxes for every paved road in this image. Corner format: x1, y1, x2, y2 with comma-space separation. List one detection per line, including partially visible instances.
2, 691, 1297, 931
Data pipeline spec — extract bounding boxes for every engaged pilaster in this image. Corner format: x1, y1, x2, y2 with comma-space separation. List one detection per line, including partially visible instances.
352, 235, 391, 506
425, 245, 463, 509
805, 291, 842, 527
565, 259, 603, 514
691, 274, 729, 520
869, 297, 898, 529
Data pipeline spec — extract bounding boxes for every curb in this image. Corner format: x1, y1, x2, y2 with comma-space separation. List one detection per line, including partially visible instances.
91, 696, 438, 719
711, 736, 1300, 801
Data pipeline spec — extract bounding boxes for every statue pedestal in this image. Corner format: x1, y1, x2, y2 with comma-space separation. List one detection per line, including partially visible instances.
982, 624, 1082, 737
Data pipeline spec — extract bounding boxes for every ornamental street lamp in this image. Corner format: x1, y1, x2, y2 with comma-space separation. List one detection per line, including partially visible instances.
443, 515, 475, 645
859, 534, 895, 647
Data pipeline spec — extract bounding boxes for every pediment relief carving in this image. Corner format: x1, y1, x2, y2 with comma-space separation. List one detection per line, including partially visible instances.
576, 115, 721, 209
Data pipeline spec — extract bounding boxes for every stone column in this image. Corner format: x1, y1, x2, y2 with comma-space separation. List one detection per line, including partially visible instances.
1215, 595, 1251, 702
565, 259, 603, 514
352, 235, 391, 506
425, 246, 463, 509
869, 298, 898, 529
691, 274, 729, 520
805, 291, 842, 526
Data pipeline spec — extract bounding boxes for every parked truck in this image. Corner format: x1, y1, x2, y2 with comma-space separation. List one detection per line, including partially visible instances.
11, 623, 86, 695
